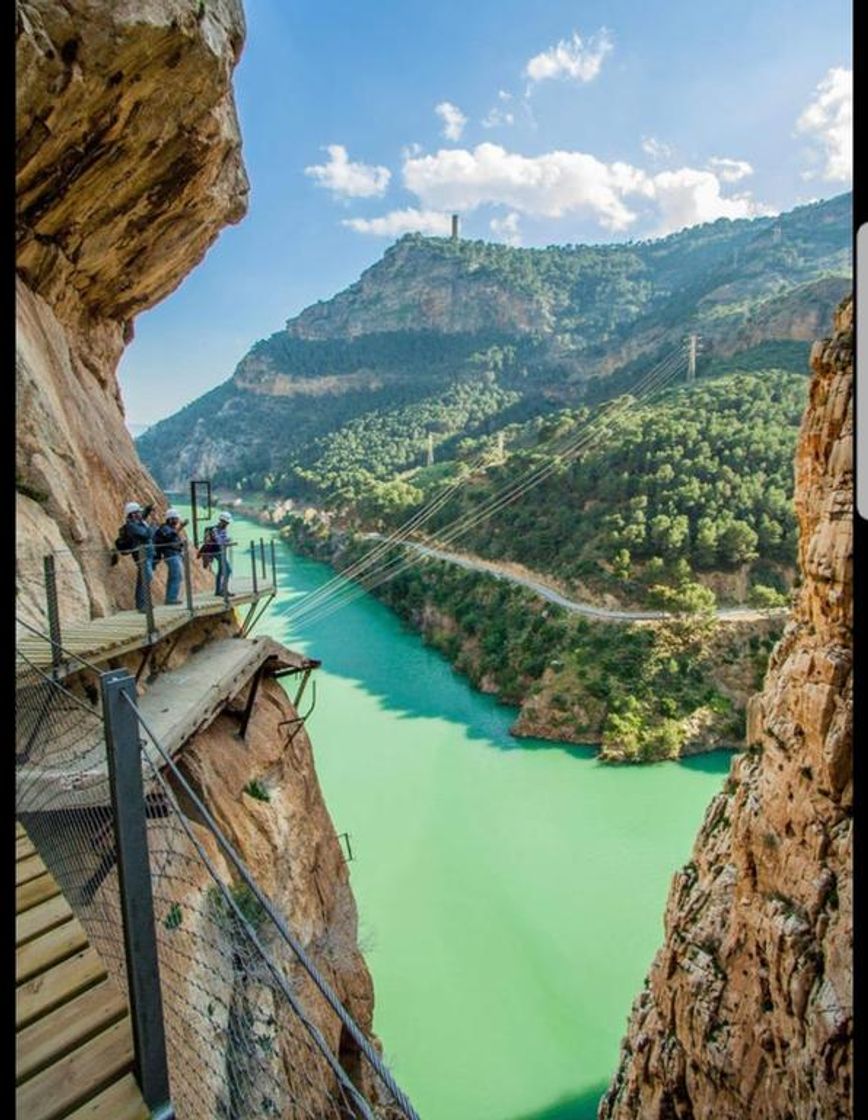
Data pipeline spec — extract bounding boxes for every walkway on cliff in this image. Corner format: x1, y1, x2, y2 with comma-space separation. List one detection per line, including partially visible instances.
16, 821, 149, 1120
382, 537, 787, 624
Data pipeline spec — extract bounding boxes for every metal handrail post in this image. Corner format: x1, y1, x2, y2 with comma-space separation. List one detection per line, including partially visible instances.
250, 541, 258, 596
221, 545, 230, 608
260, 538, 267, 582
189, 480, 199, 548
43, 554, 63, 677
100, 670, 175, 1119
270, 539, 277, 591
137, 547, 156, 642
183, 540, 194, 617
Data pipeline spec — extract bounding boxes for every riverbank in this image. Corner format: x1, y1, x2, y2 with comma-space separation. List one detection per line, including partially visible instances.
280, 517, 785, 763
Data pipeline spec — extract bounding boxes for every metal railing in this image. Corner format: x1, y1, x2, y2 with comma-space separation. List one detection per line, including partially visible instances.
16, 629, 419, 1120
17, 536, 279, 669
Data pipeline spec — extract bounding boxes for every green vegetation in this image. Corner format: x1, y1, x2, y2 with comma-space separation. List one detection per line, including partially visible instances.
364, 371, 806, 600
138, 192, 849, 508
285, 528, 772, 761
164, 902, 183, 930
243, 779, 271, 802
208, 882, 267, 933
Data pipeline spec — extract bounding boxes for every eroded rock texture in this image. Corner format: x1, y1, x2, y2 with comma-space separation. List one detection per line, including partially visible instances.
16, 3, 389, 1114
16, 0, 248, 622
599, 297, 852, 1120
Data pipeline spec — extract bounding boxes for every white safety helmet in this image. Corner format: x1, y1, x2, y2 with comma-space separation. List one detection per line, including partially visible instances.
124, 501, 142, 516
165, 508, 181, 520
217, 511, 232, 523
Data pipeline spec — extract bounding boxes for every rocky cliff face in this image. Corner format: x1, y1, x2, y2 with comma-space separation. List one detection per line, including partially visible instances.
17, 3, 386, 1113
284, 236, 553, 341
599, 297, 852, 1119
16, 0, 249, 623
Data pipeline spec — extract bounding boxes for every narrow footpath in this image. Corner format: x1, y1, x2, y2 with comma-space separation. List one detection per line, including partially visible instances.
385, 538, 787, 624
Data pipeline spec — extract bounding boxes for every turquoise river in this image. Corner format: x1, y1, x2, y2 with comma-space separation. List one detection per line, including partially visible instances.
226, 512, 730, 1120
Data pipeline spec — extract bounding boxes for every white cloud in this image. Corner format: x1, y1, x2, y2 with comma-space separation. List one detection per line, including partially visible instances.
401, 142, 772, 236
402, 142, 424, 159
796, 67, 852, 181
304, 144, 390, 198
435, 101, 467, 141
482, 91, 516, 129
641, 136, 674, 162
404, 142, 642, 231
525, 29, 612, 86
707, 157, 753, 183
342, 208, 453, 237
490, 212, 522, 246
649, 168, 774, 235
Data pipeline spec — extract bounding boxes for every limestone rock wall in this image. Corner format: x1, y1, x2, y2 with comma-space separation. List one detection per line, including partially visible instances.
599, 297, 852, 1119
16, 3, 389, 1114
16, 0, 249, 624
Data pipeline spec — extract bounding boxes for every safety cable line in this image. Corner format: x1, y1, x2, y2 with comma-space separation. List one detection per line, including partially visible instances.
290, 350, 686, 628
125, 692, 421, 1120
138, 748, 378, 1120
15, 648, 103, 717
287, 348, 683, 621
294, 353, 687, 630
290, 372, 682, 628
15, 614, 104, 676
287, 348, 685, 623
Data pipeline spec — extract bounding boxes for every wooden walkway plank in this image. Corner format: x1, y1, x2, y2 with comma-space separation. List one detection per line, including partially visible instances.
16, 948, 107, 1029
17, 893, 74, 948
17, 852, 48, 886
17, 917, 90, 984
64, 1073, 149, 1120
16, 979, 128, 1084
15, 1018, 135, 1120
16, 580, 275, 677
17, 835, 36, 860
17, 872, 62, 915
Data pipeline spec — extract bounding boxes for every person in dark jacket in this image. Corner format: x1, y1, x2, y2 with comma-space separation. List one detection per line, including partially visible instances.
120, 501, 156, 611
153, 508, 189, 605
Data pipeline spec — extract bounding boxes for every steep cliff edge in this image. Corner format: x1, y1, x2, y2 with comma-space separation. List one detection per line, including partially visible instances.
17, 2, 387, 1111
599, 297, 852, 1118
16, 0, 248, 622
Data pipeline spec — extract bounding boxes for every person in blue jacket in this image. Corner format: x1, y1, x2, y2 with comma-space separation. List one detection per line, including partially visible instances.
118, 501, 156, 611
153, 508, 189, 605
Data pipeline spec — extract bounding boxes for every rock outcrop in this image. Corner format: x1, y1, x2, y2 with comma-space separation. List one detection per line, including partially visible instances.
137, 193, 850, 494
16, 3, 388, 1114
599, 297, 852, 1118
16, 0, 249, 622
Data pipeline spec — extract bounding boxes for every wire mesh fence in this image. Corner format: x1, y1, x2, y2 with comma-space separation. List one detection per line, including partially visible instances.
16, 632, 418, 1120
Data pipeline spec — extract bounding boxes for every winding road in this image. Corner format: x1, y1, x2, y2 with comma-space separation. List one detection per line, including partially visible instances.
379, 537, 788, 625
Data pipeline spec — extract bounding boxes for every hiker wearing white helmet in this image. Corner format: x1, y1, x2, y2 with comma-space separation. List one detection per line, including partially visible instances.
212, 511, 235, 597
153, 508, 189, 605
114, 499, 156, 612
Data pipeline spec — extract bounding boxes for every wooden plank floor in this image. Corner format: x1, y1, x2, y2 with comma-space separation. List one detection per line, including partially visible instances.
16, 578, 275, 678
16, 825, 149, 1120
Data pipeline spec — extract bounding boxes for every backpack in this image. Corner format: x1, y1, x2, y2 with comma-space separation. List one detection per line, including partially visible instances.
197, 526, 221, 568
114, 522, 134, 554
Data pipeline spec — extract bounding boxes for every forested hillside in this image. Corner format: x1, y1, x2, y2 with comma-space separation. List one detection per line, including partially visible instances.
403, 371, 806, 605
138, 193, 850, 498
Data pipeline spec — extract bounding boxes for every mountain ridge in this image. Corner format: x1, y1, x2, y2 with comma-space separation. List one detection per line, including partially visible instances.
137, 192, 850, 495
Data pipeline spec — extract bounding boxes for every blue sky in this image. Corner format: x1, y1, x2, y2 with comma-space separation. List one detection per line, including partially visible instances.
119, 0, 851, 428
